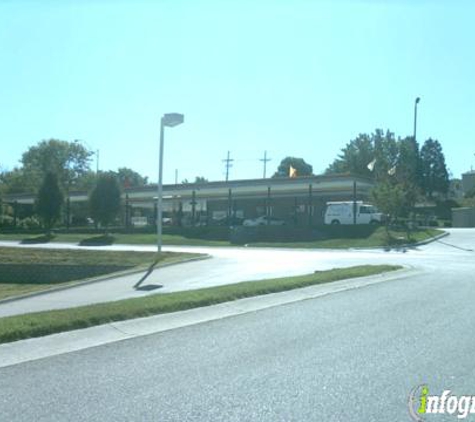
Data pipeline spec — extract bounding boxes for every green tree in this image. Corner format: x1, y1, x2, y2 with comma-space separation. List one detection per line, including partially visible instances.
325, 129, 398, 182
326, 133, 374, 177
71, 167, 149, 192
22, 139, 93, 190
388, 137, 423, 212
89, 174, 121, 231
395, 137, 421, 188
370, 181, 409, 239
420, 138, 449, 198
116, 167, 148, 188
465, 187, 475, 199
75, 170, 99, 191
460, 189, 475, 208
36, 172, 64, 233
372, 129, 398, 183
371, 182, 410, 221
0, 168, 35, 193
181, 176, 209, 184
194, 176, 209, 183
273, 157, 313, 178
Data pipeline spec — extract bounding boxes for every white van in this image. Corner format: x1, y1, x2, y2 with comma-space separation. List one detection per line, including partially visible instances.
324, 201, 384, 225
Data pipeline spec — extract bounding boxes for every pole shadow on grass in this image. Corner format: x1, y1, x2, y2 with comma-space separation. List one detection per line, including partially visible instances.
134, 259, 163, 291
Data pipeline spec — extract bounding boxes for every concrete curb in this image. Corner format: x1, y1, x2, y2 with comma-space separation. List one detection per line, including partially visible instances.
0, 265, 415, 368
350, 230, 450, 251
0, 254, 210, 305
411, 230, 449, 246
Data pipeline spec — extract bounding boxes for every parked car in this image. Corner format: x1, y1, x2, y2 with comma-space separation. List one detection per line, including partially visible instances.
243, 216, 286, 226
324, 201, 384, 225
211, 216, 244, 226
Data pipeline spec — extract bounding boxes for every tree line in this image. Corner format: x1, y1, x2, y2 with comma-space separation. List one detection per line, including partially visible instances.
24, 168, 122, 234
0, 139, 148, 195
324, 129, 450, 222
0, 132, 455, 231
0, 139, 148, 232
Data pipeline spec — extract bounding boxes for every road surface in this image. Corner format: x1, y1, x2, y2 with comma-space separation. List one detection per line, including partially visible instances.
0, 229, 472, 318
0, 230, 474, 420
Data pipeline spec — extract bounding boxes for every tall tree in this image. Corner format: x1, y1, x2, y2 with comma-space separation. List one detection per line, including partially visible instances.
75, 170, 99, 191
370, 180, 416, 236
36, 172, 64, 233
372, 129, 398, 183
65, 167, 149, 192
194, 176, 209, 184
326, 133, 374, 177
89, 174, 121, 230
395, 137, 421, 188
326, 129, 397, 181
116, 167, 148, 188
181, 177, 209, 184
22, 139, 93, 190
0, 168, 34, 193
273, 157, 313, 178
389, 137, 423, 212
420, 138, 449, 198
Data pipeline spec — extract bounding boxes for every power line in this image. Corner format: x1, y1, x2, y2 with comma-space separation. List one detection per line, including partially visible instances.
222, 151, 234, 182
259, 150, 271, 178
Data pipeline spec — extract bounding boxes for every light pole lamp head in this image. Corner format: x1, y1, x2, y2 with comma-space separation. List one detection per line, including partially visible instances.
162, 113, 184, 127
415, 97, 420, 105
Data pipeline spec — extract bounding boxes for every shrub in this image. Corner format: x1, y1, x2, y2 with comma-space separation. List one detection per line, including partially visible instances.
17, 216, 41, 230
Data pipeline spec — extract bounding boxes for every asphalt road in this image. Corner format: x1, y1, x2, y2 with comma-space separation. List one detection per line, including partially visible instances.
0, 229, 472, 318
0, 229, 474, 421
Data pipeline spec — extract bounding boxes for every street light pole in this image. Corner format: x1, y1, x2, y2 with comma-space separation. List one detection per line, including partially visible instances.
157, 119, 165, 253
413, 97, 421, 142
157, 113, 184, 253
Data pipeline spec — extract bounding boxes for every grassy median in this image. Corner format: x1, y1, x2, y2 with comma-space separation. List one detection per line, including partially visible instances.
0, 232, 230, 247
0, 247, 202, 301
0, 227, 442, 248
251, 227, 443, 249
0, 264, 401, 344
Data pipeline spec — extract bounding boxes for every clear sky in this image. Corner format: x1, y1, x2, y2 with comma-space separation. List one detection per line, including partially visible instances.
1, 0, 474, 184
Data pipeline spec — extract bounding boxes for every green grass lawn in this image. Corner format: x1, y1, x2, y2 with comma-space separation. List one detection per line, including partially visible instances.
0, 264, 401, 344
250, 227, 443, 249
0, 247, 201, 301
0, 227, 443, 249
0, 232, 230, 247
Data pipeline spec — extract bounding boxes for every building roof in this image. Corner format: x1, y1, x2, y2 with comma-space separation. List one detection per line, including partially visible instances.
3, 173, 374, 205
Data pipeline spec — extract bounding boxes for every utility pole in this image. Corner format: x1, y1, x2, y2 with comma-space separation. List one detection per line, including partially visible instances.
260, 150, 271, 178
222, 151, 234, 182
96, 149, 100, 174
175, 169, 178, 185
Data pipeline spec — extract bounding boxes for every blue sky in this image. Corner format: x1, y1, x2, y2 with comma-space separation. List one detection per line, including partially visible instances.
1, 0, 474, 184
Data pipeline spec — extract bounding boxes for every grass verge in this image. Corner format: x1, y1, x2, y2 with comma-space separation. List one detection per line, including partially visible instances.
0, 232, 230, 247
0, 264, 401, 344
0, 227, 443, 248
0, 247, 201, 301
250, 227, 443, 249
